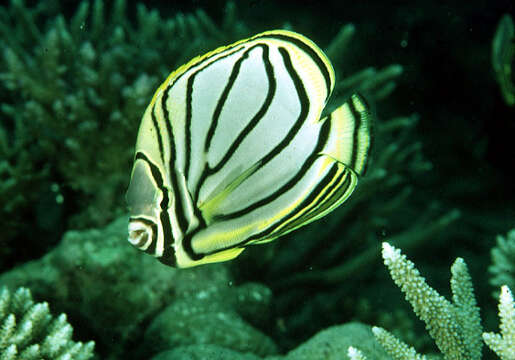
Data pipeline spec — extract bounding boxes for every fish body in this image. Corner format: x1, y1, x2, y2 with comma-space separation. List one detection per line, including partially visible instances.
126, 30, 372, 268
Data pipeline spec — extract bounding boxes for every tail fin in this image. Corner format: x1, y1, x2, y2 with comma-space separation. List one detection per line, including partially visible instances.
320, 93, 372, 175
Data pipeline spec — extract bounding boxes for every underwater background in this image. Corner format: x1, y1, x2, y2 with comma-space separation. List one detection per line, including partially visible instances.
1, 0, 514, 359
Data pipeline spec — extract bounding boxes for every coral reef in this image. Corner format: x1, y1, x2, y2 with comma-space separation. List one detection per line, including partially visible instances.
348, 346, 368, 360
145, 296, 276, 357
0, 216, 276, 359
272, 323, 387, 360
152, 345, 262, 360
371, 326, 427, 360
0, 217, 177, 357
489, 228, 515, 295
142, 277, 276, 357
1, 0, 511, 359
492, 14, 515, 106
378, 242, 483, 360
150, 322, 387, 360
379, 243, 483, 360
353, 242, 515, 360
0, 287, 94, 360
483, 285, 515, 360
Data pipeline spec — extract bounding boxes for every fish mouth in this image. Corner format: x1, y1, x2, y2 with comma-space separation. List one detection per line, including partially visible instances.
128, 220, 152, 249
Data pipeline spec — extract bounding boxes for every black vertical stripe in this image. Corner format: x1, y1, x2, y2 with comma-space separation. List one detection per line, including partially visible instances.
133, 152, 176, 265
151, 104, 165, 164
144, 230, 158, 255
267, 166, 348, 239
186, 47, 248, 179
255, 33, 332, 99
204, 48, 253, 152
135, 153, 164, 192
347, 99, 362, 171
161, 87, 188, 234
159, 200, 175, 264
361, 128, 373, 176
210, 44, 275, 173
175, 183, 207, 263
159, 46, 251, 263
353, 93, 373, 176
163, 45, 246, 184
193, 44, 267, 201
315, 170, 352, 214
215, 114, 331, 222
181, 232, 205, 261
178, 187, 216, 261
258, 47, 310, 166
204, 163, 341, 255
158, 245, 177, 266
184, 76, 194, 181
279, 169, 351, 236
209, 46, 312, 221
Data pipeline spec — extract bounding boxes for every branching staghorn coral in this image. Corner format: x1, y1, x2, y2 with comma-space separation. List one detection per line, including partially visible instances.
489, 228, 515, 295
347, 346, 368, 360
379, 242, 483, 360
0, 287, 94, 360
352, 242, 515, 360
350, 242, 483, 360
482, 285, 515, 360
371, 326, 427, 360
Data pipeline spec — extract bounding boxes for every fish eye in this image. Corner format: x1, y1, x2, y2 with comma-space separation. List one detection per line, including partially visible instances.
128, 220, 153, 249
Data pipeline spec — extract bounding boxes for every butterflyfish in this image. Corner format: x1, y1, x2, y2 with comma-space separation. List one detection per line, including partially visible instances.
126, 30, 372, 268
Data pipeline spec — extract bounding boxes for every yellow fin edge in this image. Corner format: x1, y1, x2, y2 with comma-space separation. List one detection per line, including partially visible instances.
150, 29, 335, 106
179, 247, 245, 268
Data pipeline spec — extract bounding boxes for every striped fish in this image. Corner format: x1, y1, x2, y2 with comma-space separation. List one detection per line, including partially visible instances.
126, 30, 372, 268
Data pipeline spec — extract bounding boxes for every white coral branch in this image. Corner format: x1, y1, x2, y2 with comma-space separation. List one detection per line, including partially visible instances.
483, 285, 515, 360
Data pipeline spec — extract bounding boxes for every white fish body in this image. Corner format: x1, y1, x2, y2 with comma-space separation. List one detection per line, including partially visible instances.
126, 30, 372, 268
